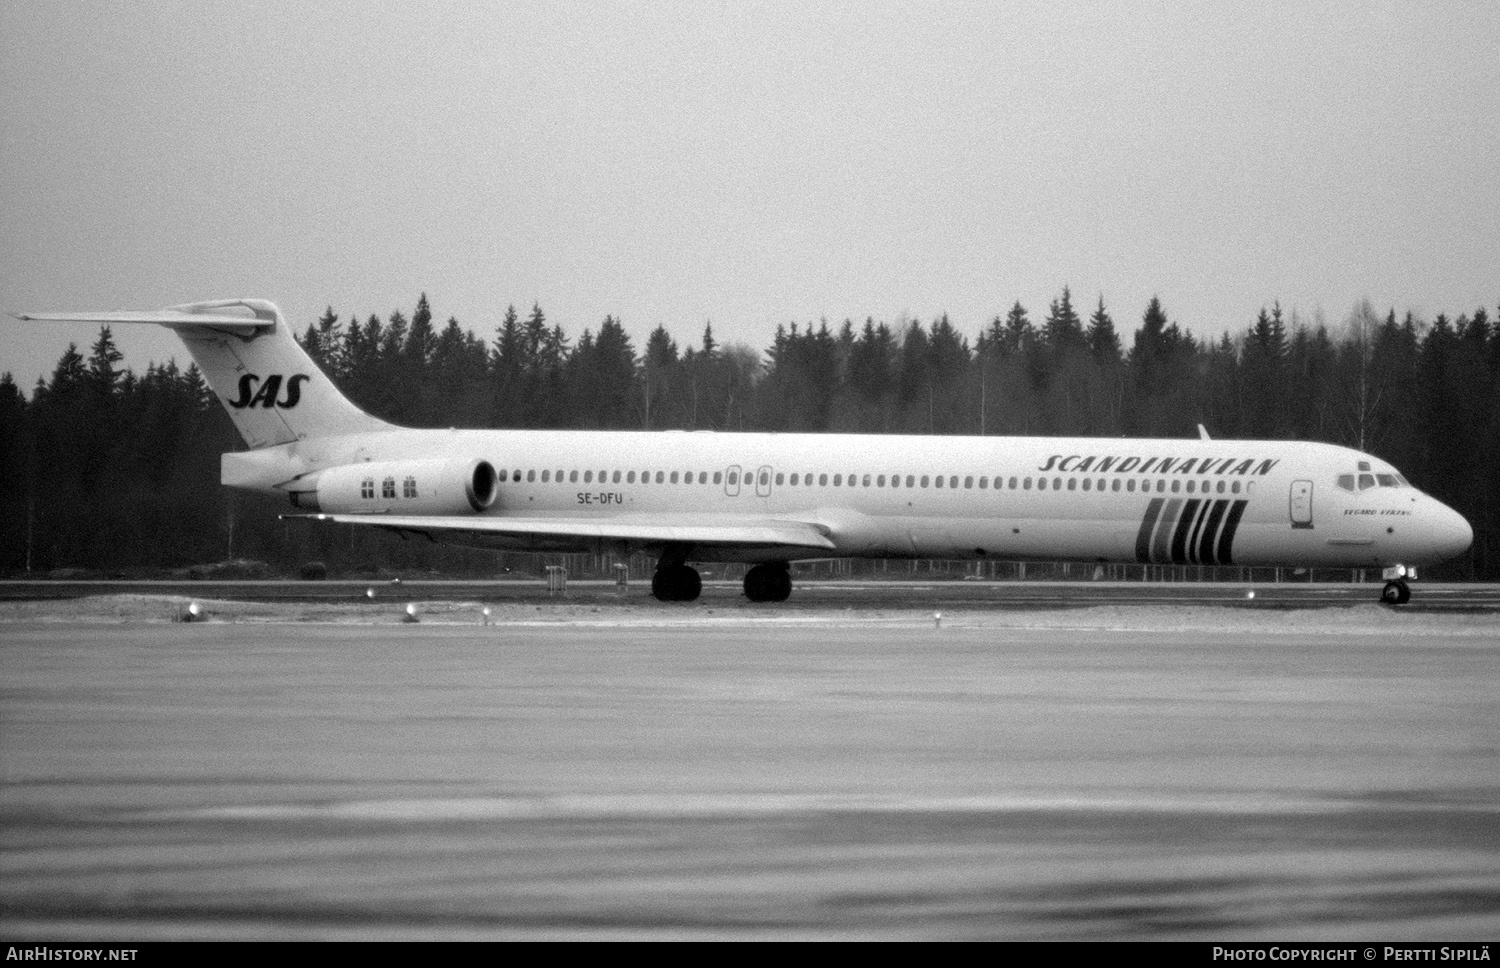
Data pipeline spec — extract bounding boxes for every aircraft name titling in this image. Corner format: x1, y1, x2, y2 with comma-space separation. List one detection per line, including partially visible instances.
1037, 454, 1281, 476
227, 374, 310, 410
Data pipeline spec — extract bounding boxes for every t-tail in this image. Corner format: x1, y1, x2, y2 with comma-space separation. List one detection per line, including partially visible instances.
17, 299, 389, 448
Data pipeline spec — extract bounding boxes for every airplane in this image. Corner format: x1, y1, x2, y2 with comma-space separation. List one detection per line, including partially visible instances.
18, 298, 1473, 605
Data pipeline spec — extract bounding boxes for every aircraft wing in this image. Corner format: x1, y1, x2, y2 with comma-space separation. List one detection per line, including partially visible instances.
285, 512, 838, 554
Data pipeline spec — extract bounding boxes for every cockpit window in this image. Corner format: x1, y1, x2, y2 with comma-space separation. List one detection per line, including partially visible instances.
1341, 468, 1408, 491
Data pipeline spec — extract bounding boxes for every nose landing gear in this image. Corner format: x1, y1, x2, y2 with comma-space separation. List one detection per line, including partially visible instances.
1380, 580, 1411, 605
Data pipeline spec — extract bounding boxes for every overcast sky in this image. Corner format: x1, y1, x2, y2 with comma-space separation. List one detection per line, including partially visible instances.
3, 1, 1497, 390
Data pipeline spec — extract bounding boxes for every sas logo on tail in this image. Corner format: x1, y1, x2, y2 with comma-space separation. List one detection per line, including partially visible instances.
228, 374, 310, 409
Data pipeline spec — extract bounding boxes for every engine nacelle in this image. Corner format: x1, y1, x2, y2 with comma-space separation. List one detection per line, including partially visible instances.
286, 459, 498, 515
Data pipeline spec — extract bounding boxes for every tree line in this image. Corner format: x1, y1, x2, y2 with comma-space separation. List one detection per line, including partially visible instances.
2, 289, 1495, 578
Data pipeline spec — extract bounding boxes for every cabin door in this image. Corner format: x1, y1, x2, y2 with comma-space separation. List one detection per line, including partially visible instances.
754, 465, 773, 498
1290, 480, 1314, 529
724, 465, 742, 497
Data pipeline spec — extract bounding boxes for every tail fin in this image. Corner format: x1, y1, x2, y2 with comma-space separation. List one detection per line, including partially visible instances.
17, 299, 390, 448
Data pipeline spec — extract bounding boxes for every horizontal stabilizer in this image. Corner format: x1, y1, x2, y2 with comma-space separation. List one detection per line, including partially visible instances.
15, 300, 278, 336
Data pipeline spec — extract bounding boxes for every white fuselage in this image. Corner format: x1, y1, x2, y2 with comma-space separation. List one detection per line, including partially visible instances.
228, 428, 1473, 571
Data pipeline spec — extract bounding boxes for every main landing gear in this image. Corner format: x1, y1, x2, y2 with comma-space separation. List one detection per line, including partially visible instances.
743, 562, 792, 603
1380, 580, 1411, 605
651, 563, 702, 602
648, 556, 793, 604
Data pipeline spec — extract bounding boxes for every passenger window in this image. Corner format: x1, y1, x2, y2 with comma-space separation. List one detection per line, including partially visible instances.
964, 476, 974, 489
1126, 479, 1134, 492
759, 471, 769, 486
905, 475, 915, 488
921, 475, 930, 488
833, 473, 843, 486
877, 475, 886, 487
540, 470, 549, 483
1082, 479, 1091, 491
714, 471, 723, 484
819, 474, 828, 486
862, 474, 871, 487
1111, 479, 1120, 492
655, 471, 664, 483
1068, 478, 1077, 491
934, 476, 943, 489
890, 475, 900, 488
1186, 481, 1194, 494
1024, 477, 1032, 490
1231, 481, 1241, 494
584, 471, 593, 483
978, 477, 987, 489
669, 471, 679, 484
1171, 480, 1180, 493
727, 471, 737, 486
1009, 477, 1018, 489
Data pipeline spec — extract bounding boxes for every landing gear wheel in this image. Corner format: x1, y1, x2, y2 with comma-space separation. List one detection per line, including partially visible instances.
651, 564, 702, 602
1381, 580, 1411, 605
743, 563, 792, 603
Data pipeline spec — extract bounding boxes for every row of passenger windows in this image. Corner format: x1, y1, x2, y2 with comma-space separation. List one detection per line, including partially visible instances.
360, 476, 418, 499
500, 467, 1249, 496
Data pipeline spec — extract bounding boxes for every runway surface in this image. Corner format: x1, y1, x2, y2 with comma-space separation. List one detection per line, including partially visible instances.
2, 599, 1498, 939
4, 578, 1500, 612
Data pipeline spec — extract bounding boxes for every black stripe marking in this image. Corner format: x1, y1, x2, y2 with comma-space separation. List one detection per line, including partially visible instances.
1216, 500, 1249, 565
1152, 498, 1184, 564
1198, 499, 1229, 565
1170, 499, 1201, 564
1136, 498, 1165, 563
1186, 499, 1214, 564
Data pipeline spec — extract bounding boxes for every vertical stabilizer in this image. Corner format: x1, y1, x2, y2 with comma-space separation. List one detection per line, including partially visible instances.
18, 299, 391, 448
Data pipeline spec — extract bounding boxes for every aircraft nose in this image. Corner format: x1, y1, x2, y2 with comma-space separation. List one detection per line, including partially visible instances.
1429, 502, 1473, 562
